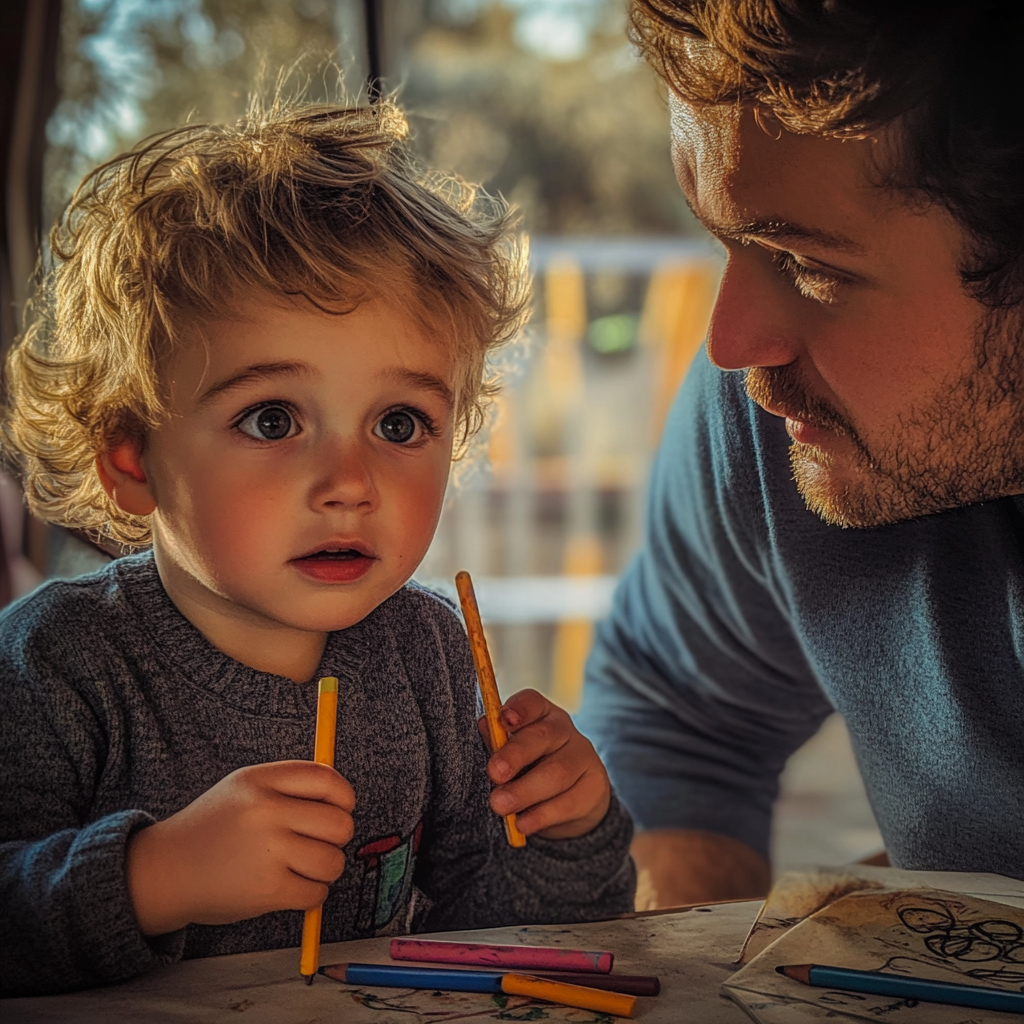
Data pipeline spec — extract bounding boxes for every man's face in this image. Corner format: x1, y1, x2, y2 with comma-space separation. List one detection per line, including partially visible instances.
670, 95, 1024, 527
142, 293, 455, 638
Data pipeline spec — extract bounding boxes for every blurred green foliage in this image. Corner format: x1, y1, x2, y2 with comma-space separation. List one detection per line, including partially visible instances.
587, 313, 638, 354
45, 0, 695, 237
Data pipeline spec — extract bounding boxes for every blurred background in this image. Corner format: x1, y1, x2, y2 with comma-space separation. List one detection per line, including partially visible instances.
0, 0, 881, 875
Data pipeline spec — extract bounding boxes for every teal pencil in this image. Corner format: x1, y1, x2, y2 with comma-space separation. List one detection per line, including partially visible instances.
778, 963, 1024, 1014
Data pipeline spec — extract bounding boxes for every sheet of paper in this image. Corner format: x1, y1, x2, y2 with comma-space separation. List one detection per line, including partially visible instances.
4, 902, 760, 1024
725, 887, 1024, 1024
738, 866, 1024, 965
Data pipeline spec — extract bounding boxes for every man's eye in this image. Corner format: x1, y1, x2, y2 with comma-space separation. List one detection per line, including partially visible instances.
236, 405, 298, 441
771, 250, 841, 304
375, 410, 421, 444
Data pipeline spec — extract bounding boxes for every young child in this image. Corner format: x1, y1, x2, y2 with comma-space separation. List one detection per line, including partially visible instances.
0, 101, 635, 998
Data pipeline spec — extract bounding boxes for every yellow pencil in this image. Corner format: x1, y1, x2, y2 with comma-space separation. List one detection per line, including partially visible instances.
502, 973, 636, 1017
454, 570, 527, 848
299, 676, 339, 984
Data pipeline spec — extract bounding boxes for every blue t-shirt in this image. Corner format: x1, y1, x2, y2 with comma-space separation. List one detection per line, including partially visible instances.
578, 349, 1024, 878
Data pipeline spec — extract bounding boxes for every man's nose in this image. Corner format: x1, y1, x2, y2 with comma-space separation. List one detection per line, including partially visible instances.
705, 256, 801, 371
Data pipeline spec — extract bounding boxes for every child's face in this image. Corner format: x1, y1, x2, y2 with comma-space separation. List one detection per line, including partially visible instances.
141, 293, 456, 640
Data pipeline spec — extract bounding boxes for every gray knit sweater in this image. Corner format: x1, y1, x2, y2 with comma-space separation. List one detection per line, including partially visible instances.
0, 554, 634, 997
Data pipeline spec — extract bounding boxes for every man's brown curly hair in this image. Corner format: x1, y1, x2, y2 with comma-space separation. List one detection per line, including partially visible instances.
631, 0, 1024, 309
3, 99, 530, 547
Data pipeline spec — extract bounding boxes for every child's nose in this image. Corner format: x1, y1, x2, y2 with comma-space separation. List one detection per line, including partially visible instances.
310, 443, 378, 511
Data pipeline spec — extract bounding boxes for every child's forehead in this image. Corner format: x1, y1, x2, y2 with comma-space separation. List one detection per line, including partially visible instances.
164, 289, 460, 398
174, 286, 400, 346
194, 280, 451, 341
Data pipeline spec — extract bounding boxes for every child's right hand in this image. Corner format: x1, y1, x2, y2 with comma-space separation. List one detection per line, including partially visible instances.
126, 761, 355, 936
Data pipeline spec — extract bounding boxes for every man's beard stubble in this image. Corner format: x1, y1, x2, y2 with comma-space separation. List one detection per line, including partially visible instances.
744, 311, 1024, 529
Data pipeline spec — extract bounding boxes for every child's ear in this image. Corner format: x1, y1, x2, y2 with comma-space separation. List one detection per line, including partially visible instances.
96, 439, 157, 516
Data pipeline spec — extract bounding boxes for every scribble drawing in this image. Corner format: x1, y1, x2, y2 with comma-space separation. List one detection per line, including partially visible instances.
343, 986, 616, 1022
347, 986, 517, 1019
884, 901, 1024, 986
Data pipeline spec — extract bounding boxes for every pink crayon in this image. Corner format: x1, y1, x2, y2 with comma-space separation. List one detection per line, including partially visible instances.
389, 938, 614, 974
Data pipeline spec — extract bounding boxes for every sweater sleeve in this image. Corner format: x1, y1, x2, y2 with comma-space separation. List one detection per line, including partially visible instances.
576, 351, 835, 861
0, 601, 184, 997
404, 596, 635, 931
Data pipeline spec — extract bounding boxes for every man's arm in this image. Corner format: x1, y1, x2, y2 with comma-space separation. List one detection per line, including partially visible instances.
632, 829, 770, 909
577, 351, 834, 907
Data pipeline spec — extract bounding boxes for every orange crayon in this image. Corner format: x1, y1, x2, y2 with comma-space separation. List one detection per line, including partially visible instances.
454, 570, 527, 848
299, 676, 339, 983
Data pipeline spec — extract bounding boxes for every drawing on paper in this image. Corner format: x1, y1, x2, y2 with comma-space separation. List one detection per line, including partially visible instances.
737, 865, 1024, 967
725, 885, 1024, 1024
342, 985, 618, 1023
818, 891, 1024, 983
876, 900, 1024, 984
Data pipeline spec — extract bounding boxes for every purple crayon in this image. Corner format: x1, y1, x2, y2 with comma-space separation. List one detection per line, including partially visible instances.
389, 938, 614, 974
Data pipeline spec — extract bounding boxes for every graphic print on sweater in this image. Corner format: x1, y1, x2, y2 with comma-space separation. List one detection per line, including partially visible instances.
354, 821, 424, 934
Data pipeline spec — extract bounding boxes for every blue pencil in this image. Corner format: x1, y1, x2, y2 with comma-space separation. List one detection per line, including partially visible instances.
778, 963, 1024, 1014
321, 962, 503, 991
320, 962, 660, 997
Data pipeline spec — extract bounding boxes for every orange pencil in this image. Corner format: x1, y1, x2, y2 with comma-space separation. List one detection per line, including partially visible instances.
299, 676, 339, 983
502, 974, 636, 1017
454, 570, 527, 848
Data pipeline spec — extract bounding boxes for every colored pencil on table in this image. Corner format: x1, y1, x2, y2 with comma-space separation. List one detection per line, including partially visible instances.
502, 973, 636, 1017
322, 962, 504, 991
532, 972, 659, 996
298, 676, 339, 984
324, 961, 657, 995
317, 964, 637, 1016
454, 570, 527, 848
391, 936, 613, 973
777, 963, 1024, 1013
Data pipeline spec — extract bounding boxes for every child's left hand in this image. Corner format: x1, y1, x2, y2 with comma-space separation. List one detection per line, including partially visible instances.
480, 689, 611, 840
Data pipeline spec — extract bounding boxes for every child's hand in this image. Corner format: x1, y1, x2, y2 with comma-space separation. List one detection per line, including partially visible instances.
480, 689, 611, 840
126, 761, 355, 936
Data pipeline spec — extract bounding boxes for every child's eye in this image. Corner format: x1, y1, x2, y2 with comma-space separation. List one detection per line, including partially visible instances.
374, 409, 431, 445
236, 404, 299, 441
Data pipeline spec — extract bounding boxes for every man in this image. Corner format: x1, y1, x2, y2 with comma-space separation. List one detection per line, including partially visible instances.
577, 0, 1024, 907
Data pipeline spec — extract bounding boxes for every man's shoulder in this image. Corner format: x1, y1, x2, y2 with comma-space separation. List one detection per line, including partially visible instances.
652, 349, 801, 567
671, 349, 791, 484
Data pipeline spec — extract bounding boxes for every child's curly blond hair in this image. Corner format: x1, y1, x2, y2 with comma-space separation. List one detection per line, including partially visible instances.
3, 99, 530, 547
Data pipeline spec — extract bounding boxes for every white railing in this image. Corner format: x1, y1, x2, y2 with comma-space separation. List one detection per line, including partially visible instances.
414, 236, 721, 708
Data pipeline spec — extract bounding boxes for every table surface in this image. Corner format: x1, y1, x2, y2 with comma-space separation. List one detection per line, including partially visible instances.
2, 901, 760, 1023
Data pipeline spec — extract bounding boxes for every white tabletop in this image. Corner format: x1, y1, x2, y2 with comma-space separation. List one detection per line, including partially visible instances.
3, 901, 761, 1023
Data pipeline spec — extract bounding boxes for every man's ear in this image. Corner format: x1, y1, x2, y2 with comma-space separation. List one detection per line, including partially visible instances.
96, 439, 157, 516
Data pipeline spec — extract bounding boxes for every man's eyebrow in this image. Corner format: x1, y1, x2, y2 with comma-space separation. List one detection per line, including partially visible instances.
717, 217, 866, 255
381, 368, 454, 407
198, 361, 313, 405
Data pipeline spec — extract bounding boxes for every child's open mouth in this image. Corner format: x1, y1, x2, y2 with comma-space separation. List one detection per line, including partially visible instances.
291, 546, 376, 584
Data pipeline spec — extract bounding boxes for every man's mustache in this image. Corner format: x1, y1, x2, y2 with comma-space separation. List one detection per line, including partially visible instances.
745, 365, 850, 437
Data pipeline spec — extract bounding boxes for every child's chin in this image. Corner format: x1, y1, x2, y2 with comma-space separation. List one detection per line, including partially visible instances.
287, 591, 392, 634
288, 606, 375, 635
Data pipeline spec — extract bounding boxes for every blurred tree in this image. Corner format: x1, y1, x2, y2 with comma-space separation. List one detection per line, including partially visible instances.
44, 0, 695, 237
44, 0, 345, 229
405, 3, 693, 234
